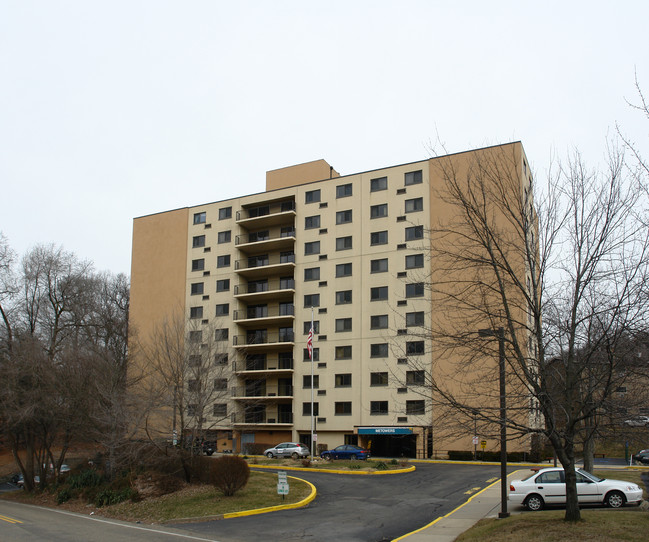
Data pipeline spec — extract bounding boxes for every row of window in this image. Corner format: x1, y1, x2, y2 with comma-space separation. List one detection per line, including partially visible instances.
304, 253, 422, 282
305, 340, 425, 361
303, 283, 424, 307
303, 400, 426, 416
302, 370, 425, 389
193, 207, 233, 225
304, 198, 422, 229
302, 311, 423, 333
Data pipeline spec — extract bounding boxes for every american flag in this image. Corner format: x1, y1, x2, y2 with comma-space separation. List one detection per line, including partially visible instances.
306, 322, 314, 360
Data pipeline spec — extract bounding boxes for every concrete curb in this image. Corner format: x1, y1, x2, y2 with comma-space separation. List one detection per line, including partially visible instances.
250, 463, 416, 475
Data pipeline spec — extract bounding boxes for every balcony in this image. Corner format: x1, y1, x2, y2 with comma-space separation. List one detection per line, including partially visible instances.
233, 304, 295, 327
236, 200, 296, 229
234, 278, 295, 302
234, 229, 296, 254
233, 330, 295, 349
231, 412, 294, 426
234, 252, 295, 278
231, 384, 294, 399
233, 357, 294, 374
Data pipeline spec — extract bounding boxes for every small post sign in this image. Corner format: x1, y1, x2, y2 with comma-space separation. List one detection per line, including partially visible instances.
480, 440, 487, 450
277, 471, 289, 498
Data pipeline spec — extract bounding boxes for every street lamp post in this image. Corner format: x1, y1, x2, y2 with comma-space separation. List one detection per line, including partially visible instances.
479, 327, 510, 519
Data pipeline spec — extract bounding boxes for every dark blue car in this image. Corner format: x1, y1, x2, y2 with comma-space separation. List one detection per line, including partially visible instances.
320, 444, 370, 461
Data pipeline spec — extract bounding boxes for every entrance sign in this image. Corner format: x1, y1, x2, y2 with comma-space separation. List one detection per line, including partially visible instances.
358, 427, 413, 435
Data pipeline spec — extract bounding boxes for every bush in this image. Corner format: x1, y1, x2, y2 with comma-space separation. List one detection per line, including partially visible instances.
94, 487, 137, 507
375, 461, 389, 470
348, 463, 361, 470
390, 458, 398, 465
67, 469, 104, 489
57, 487, 73, 504
208, 455, 250, 497
243, 443, 271, 455
301, 459, 311, 468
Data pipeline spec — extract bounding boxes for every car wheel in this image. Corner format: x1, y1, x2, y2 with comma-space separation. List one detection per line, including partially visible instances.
266, 452, 274, 458
292, 452, 299, 459
350, 454, 357, 460
605, 490, 625, 508
323, 454, 332, 461
525, 494, 544, 511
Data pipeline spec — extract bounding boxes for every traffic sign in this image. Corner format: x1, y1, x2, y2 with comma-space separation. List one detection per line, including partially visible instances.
480, 440, 487, 450
277, 482, 289, 495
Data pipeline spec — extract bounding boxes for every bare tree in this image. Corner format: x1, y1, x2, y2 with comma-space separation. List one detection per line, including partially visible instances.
399, 142, 649, 521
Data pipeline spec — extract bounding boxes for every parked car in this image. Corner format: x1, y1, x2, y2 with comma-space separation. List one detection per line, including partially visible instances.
264, 442, 310, 459
320, 444, 371, 461
624, 416, 649, 427
633, 449, 649, 464
16, 474, 40, 488
509, 467, 643, 511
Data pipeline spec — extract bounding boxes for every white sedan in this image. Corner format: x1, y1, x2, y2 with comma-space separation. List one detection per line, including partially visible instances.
509, 467, 643, 511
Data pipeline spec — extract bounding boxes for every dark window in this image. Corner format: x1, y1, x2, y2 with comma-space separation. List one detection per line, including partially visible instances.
305, 241, 320, 255
218, 230, 231, 243
304, 347, 319, 361
406, 341, 425, 355
370, 401, 388, 415
370, 286, 388, 301
335, 345, 352, 359
190, 306, 203, 319
213, 404, 227, 417
216, 279, 230, 292
303, 320, 320, 334
217, 255, 231, 268
280, 251, 294, 263
336, 183, 352, 198
191, 282, 204, 295
336, 262, 352, 277
281, 226, 295, 238
304, 294, 320, 308
193, 235, 206, 248
304, 267, 320, 281
405, 170, 423, 185
370, 176, 387, 192
215, 328, 229, 341
371, 258, 388, 273
335, 374, 352, 387
405, 197, 423, 213
371, 314, 388, 329
192, 259, 205, 271
188, 379, 201, 392
214, 378, 228, 391
336, 236, 352, 251
405, 225, 424, 240
336, 290, 352, 305
219, 207, 232, 220
370, 231, 388, 246
335, 318, 352, 332
370, 204, 388, 219
303, 402, 320, 416
215, 353, 228, 365
370, 372, 388, 386
406, 370, 426, 385
193, 212, 206, 224
305, 189, 321, 203
303, 375, 319, 389
189, 354, 202, 366
336, 210, 353, 224
405, 254, 424, 269
305, 215, 321, 229
189, 330, 202, 343
371, 343, 388, 357
335, 402, 352, 415
406, 282, 424, 298
248, 230, 269, 243
406, 400, 426, 414
406, 311, 424, 327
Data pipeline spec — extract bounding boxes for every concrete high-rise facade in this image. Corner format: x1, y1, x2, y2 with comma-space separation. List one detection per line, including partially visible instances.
130, 142, 535, 458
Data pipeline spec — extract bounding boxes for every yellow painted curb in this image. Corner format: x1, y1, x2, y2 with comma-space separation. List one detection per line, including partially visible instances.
223, 475, 316, 518
251, 463, 415, 475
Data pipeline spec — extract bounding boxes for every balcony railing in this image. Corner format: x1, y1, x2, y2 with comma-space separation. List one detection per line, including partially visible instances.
233, 305, 295, 321
234, 252, 295, 271
234, 278, 295, 296
233, 330, 295, 346
233, 358, 294, 372
231, 385, 294, 398
234, 229, 296, 248
232, 412, 294, 424
236, 200, 296, 222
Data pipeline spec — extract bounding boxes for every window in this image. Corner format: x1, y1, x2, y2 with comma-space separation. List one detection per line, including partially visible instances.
278, 326, 293, 342
190, 282, 204, 295
336, 210, 353, 224
336, 236, 352, 251
370, 176, 387, 192
336, 290, 352, 305
215, 353, 228, 365
370, 258, 388, 273
305, 241, 320, 255
215, 328, 229, 341
370, 286, 388, 301
335, 318, 352, 332
281, 226, 295, 238
303, 375, 319, 389
190, 306, 203, 319
189, 330, 202, 343
406, 311, 424, 327
371, 314, 388, 329
406, 370, 426, 385
187, 404, 197, 416
371, 343, 388, 357
406, 341, 425, 355
370, 401, 388, 415
405, 197, 423, 213
304, 267, 320, 281
305, 189, 321, 203
335, 373, 352, 387
214, 378, 228, 391
336, 262, 352, 277
248, 230, 269, 243
405, 170, 423, 185
336, 183, 352, 198
192, 235, 206, 248
370, 231, 388, 246
191, 259, 205, 271
370, 372, 388, 386
305, 215, 321, 229
405, 254, 424, 269
303, 320, 320, 334
406, 400, 425, 414
217, 255, 231, 268
370, 204, 388, 219
406, 282, 424, 298
303, 402, 319, 416
213, 404, 227, 418
279, 276, 294, 289
219, 206, 232, 220
304, 347, 319, 361
280, 251, 294, 263
216, 279, 230, 292
304, 294, 320, 308
213, 303, 229, 317
405, 225, 424, 240
218, 230, 231, 243
335, 402, 352, 415
189, 354, 202, 366
193, 212, 206, 224
335, 345, 352, 360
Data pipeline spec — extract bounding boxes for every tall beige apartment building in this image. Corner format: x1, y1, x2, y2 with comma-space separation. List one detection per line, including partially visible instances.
130, 142, 535, 458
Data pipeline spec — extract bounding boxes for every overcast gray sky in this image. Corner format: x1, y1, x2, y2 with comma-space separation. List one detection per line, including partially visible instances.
2, 1, 648, 276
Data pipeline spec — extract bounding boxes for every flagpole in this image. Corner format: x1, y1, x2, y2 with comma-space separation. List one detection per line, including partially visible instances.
310, 307, 315, 459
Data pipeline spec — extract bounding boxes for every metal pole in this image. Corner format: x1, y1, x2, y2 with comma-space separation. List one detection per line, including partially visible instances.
310, 308, 315, 459
498, 329, 509, 518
